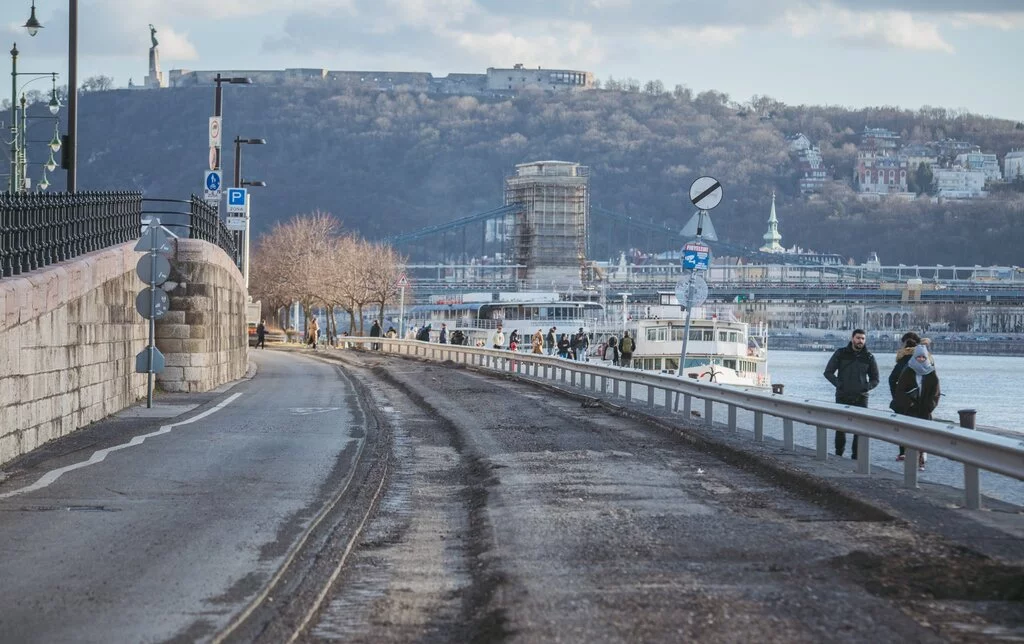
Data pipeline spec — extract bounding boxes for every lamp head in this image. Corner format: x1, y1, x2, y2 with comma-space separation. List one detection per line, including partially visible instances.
24, 2, 43, 37
229, 77, 252, 85
248, 138, 267, 145
242, 180, 266, 188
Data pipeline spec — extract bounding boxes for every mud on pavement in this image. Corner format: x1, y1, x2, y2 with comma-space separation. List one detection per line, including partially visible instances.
299, 348, 1024, 643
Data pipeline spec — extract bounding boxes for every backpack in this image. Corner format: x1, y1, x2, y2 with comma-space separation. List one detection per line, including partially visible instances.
620, 336, 634, 352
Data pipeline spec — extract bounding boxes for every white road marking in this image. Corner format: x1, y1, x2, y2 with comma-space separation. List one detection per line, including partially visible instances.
288, 407, 341, 415
0, 393, 244, 500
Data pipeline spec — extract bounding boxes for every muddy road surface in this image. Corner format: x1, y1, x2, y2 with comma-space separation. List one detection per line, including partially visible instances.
291, 349, 1023, 643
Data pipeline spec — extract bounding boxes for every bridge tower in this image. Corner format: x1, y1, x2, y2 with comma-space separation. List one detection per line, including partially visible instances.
504, 161, 589, 287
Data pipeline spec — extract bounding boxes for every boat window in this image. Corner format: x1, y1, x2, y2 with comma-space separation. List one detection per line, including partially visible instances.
670, 327, 685, 341
723, 359, 737, 369
646, 327, 667, 342
718, 331, 729, 342
728, 332, 739, 343
690, 329, 713, 341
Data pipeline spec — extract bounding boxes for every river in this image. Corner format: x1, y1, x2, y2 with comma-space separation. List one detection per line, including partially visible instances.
769, 349, 1021, 433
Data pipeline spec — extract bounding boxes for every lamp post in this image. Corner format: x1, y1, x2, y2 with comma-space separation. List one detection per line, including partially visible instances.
8, 48, 61, 192
212, 74, 252, 175
24, 0, 77, 191
232, 136, 267, 287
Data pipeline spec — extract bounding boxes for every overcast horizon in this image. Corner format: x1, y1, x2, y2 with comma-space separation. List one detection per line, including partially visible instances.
3, 1, 1023, 123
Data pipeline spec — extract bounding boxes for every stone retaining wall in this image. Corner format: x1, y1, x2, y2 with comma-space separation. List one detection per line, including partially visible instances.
0, 239, 248, 468
155, 239, 247, 393
0, 244, 149, 465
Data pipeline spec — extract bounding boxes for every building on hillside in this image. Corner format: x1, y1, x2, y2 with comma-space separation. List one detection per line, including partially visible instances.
900, 143, 938, 171
759, 193, 784, 253
1005, 150, 1024, 181
164, 63, 593, 95
486, 64, 594, 91
932, 167, 987, 198
855, 152, 909, 196
933, 138, 980, 161
955, 152, 1002, 182
787, 133, 828, 194
860, 127, 900, 152
787, 133, 812, 153
503, 161, 590, 286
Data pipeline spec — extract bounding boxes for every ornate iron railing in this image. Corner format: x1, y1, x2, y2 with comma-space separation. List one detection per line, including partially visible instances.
0, 191, 143, 278
0, 192, 240, 280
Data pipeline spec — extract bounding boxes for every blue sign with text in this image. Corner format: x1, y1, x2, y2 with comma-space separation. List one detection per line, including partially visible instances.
682, 242, 710, 271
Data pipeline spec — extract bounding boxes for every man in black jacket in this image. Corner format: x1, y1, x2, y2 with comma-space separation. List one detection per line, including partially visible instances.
823, 329, 879, 459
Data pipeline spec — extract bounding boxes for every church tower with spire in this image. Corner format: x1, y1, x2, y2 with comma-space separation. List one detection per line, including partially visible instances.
759, 192, 784, 253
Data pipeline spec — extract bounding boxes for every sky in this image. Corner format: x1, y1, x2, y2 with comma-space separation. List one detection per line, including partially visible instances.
2, 0, 1023, 121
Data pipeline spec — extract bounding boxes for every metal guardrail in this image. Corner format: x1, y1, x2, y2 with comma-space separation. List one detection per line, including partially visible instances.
0, 191, 143, 278
349, 337, 1024, 510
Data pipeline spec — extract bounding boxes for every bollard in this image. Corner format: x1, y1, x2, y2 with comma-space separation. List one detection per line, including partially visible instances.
957, 409, 977, 430
959, 409, 981, 510
771, 383, 785, 395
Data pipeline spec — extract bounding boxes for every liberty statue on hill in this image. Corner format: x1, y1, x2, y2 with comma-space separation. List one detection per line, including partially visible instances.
149, 24, 158, 49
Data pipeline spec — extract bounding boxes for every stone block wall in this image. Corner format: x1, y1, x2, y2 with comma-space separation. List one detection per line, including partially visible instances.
155, 239, 247, 393
0, 245, 149, 466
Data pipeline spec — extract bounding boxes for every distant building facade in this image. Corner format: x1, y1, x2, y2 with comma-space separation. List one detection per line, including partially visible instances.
932, 167, 987, 198
955, 152, 1002, 182
855, 152, 909, 196
165, 64, 593, 95
1006, 150, 1024, 181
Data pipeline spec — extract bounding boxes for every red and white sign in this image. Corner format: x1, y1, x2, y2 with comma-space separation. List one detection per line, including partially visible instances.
397, 273, 409, 287
209, 116, 222, 147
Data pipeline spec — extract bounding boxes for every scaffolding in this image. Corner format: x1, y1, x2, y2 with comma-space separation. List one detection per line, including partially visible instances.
503, 161, 589, 284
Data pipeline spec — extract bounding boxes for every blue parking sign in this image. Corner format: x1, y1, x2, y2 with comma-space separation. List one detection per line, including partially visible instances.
226, 188, 247, 214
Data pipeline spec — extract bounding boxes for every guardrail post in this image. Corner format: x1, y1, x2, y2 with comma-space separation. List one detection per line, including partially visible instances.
728, 405, 737, 432
816, 426, 828, 461
754, 411, 764, 442
613, 378, 620, 398
959, 409, 981, 509
856, 437, 871, 475
705, 399, 713, 427
783, 418, 794, 451
544, 364, 550, 379
683, 394, 691, 419
562, 366, 568, 384
904, 448, 919, 489
647, 385, 655, 408
624, 381, 631, 402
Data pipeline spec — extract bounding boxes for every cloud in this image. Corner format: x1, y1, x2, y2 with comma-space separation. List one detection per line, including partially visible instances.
782, 3, 955, 53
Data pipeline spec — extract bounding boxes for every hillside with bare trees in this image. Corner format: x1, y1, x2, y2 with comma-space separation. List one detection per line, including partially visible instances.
64, 83, 1024, 265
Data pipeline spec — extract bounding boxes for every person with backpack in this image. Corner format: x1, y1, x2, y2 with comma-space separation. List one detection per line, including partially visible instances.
573, 328, 590, 362
605, 335, 619, 365
823, 329, 879, 460
618, 331, 635, 367
889, 332, 920, 462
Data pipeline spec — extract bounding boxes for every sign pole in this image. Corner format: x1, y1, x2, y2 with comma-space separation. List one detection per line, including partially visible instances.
399, 285, 406, 337
677, 211, 705, 377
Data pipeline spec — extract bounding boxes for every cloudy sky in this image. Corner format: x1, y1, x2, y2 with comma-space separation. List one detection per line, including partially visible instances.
3, 0, 1022, 120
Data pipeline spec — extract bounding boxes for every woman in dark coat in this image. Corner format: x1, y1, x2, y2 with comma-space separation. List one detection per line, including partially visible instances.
889, 332, 919, 461
891, 345, 940, 471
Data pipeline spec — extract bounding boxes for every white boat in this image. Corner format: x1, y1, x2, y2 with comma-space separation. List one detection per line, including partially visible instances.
408, 291, 603, 347
592, 293, 772, 389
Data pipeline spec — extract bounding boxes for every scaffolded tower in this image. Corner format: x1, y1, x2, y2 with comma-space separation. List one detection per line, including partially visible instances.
504, 161, 589, 285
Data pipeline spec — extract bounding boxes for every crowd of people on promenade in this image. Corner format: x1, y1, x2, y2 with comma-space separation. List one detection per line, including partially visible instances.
823, 328, 940, 471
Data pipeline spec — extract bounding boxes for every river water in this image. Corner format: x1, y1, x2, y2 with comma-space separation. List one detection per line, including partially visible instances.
768, 349, 1020, 433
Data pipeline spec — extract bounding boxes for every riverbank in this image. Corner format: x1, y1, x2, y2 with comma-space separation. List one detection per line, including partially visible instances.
769, 336, 1024, 356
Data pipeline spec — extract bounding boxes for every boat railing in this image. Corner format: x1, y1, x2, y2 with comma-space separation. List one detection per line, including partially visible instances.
349, 337, 1021, 511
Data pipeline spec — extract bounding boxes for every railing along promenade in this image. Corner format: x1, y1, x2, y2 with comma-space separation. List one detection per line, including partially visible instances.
0, 193, 238, 279
350, 337, 1024, 510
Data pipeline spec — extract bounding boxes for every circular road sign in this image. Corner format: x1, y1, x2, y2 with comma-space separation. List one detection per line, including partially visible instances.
675, 274, 709, 309
689, 176, 723, 210
136, 254, 171, 286
135, 288, 170, 320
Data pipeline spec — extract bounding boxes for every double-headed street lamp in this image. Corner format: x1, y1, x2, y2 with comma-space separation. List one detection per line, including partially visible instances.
22, 0, 78, 192
232, 136, 267, 286
9, 43, 61, 192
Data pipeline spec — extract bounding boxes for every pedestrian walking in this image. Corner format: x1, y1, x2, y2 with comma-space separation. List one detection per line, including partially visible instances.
451, 329, 465, 346
888, 332, 920, 461
307, 317, 320, 351
492, 325, 505, 350
618, 331, 635, 367
605, 335, 619, 365
531, 329, 544, 354
545, 327, 557, 356
416, 323, 432, 342
370, 319, 382, 350
557, 333, 571, 358
891, 345, 941, 471
385, 326, 397, 339
439, 323, 448, 344
508, 329, 521, 351
256, 319, 267, 349
574, 327, 590, 362
823, 329, 879, 459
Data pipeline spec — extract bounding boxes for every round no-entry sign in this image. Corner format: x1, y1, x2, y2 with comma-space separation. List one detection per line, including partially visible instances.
689, 176, 723, 210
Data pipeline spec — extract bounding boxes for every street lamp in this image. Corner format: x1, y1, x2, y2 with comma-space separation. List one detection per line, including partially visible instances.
212, 75, 252, 173
231, 135, 267, 287
24, 0, 78, 192
232, 136, 266, 188
9, 45, 61, 192
23, 1, 42, 37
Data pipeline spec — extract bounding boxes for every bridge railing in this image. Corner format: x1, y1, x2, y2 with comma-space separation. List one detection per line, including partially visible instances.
349, 337, 1024, 510
141, 196, 238, 265
0, 191, 143, 279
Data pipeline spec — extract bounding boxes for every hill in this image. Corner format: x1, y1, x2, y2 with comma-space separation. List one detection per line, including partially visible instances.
47, 84, 1024, 265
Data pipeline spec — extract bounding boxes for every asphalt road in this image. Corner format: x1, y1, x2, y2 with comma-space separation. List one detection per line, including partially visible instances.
0, 351, 370, 643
